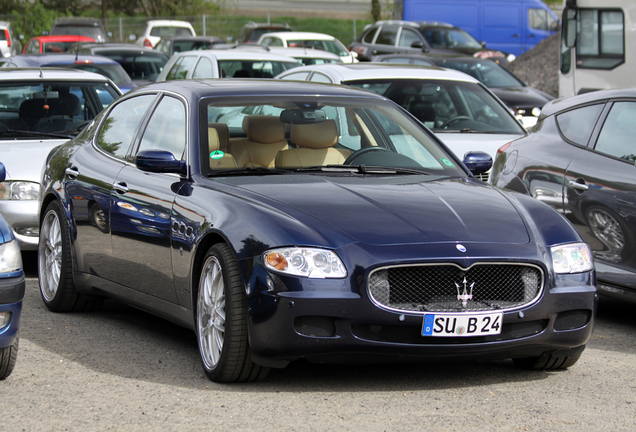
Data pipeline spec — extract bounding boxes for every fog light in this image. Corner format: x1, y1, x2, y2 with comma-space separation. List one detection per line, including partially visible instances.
0, 311, 11, 329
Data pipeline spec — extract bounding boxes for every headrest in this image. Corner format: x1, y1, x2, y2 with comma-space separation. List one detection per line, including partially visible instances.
53, 93, 81, 117
19, 99, 50, 121
208, 128, 220, 152
242, 115, 286, 144
208, 122, 229, 145
290, 119, 338, 149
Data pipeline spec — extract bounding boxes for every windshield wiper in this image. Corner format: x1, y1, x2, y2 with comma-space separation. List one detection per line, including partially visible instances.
435, 128, 505, 134
208, 166, 293, 176
0, 129, 74, 139
295, 164, 432, 175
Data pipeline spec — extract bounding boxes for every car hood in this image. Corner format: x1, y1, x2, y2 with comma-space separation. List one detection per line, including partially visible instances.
490, 87, 553, 109
225, 176, 530, 246
0, 138, 68, 182
433, 133, 522, 162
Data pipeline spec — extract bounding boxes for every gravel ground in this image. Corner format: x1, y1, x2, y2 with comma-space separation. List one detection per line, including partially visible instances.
505, 33, 560, 98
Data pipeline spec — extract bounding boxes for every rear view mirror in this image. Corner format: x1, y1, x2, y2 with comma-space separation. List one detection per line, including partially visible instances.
0, 162, 5, 182
280, 109, 326, 124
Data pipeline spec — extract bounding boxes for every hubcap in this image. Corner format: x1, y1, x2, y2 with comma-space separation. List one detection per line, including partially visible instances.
588, 209, 624, 252
38, 209, 62, 302
197, 256, 226, 370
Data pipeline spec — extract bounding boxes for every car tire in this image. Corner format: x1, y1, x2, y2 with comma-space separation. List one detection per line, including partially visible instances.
38, 201, 101, 312
196, 243, 269, 383
0, 338, 18, 380
512, 350, 582, 370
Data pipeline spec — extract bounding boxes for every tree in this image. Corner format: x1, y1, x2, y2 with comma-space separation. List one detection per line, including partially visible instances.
371, 0, 381, 22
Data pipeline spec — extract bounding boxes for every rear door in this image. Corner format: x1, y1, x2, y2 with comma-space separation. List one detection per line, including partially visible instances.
482, 1, 523, 55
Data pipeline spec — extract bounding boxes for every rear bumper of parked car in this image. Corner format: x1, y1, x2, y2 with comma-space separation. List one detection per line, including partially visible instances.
0, 273, 25, 348
0, 201, 39, 250
247, 266, 597, 366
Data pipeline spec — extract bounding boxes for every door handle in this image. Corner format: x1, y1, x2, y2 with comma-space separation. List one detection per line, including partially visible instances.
568, 180, 589, 191
65, 167, 79, 179
113, 181, 129, 194
511, 34, 521, 38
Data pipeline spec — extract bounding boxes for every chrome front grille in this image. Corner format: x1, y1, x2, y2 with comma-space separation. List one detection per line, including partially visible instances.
368, 263, 543, 313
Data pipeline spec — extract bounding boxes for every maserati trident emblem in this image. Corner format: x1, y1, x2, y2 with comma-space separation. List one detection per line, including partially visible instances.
456, 244, 467, 253
455, 277, 474, 307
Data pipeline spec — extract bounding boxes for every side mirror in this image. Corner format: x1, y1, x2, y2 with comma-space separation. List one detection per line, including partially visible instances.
0, 162, 5, 182
481, 41, 487, 48
135, 150, 185, 174
463, 151, 492, 175
41, 30, 50, 36
564, 8, 577, 47
410, 41, 424, 49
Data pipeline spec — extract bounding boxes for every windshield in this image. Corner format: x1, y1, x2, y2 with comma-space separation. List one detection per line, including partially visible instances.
64, 63, 133, 87
0, 81, 119, 137
437, 60, 523, 88
287, 39, 349, 57
422, 29, 483, 50
218, 60, 300, 78
99, 50, 168, 82
343, 78, 525, 134
202, 96, 467, 178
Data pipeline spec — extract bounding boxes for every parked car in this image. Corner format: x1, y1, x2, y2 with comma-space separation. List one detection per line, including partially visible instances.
349, 20, 514, 63
134, 20, 196, 49
154, 36, 225, 57
0, 21, 23, 58
156, 49, 300, 81
257, 31, 358, 63
276, 63, 527, 179
0, 161, 24, 380
22, 35, 95, 54
0, 68, 122, 250
49, 17, 112, 43
491, 88, 636, 304
38, 79, 596, 383
0, 53, 136, 93
372, 54, 554, 128
262, 47, 342, 65
238, 21, 292, 43
76, 43, 169, 85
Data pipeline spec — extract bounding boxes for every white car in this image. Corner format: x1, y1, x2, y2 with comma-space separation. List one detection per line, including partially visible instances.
156, 49, 301, 81
135, 20, 195, 48
276, 63, 527, 180
265, 47, 342, 65
0, 21, 21, 58
0, 68, 122, 250
257, 31, 358, 63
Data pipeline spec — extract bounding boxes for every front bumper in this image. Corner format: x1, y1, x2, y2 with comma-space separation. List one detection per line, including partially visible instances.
0, 200, 40, 250
0, 273, 25, 349
246, 261, 597, 366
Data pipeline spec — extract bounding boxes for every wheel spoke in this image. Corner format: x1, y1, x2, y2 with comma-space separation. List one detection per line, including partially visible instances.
197, 255, 227, 370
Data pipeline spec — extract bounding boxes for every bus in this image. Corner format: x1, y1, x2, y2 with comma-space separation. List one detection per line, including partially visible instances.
559, 0, 635, 98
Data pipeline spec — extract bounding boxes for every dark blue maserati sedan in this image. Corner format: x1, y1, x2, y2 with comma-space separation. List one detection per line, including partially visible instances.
38, 79, 597, 382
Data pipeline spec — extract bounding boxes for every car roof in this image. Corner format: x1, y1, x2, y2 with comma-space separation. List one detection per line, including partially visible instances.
540, 88, 636, 118
133, 77, 394, 101
8, 53, 122, 66
174, 49, 300, 62
279, 62, 479, 82
0, 67, 113, 82
267, 47, 342, 60
29, 35, 96, 42
146, 20, 193, 27
166, 36, 224, 41
262, 32, 337, 41
79, 44, 168, 57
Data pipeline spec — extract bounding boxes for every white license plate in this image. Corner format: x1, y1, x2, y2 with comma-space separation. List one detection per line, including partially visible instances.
422, 312, 502, 337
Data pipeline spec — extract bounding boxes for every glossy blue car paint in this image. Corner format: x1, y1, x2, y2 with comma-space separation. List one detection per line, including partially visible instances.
38, 80, 596, 381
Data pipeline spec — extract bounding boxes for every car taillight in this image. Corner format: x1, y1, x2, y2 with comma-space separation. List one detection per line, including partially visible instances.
4, 30, 10, 47
144, 39, 153, 48
74, 60, 94, 64
497, 142, 512, 154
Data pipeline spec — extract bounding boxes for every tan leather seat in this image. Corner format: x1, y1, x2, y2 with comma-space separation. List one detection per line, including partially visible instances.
208, 122, 230, 152
275, 119, 351, 168
230, 115, 289, 168
208, 128, 237, 169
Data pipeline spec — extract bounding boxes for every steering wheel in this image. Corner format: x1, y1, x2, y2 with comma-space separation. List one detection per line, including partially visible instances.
344, 147, 389, 165
439, 116, 473, 129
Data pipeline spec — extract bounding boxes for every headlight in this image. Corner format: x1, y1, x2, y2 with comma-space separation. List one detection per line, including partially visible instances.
0, 181, 40, 200
263, 247, 347, 279
0, 239, 22, 273
551, 243, 593, 274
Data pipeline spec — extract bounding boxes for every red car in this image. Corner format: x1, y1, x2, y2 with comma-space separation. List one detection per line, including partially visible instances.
22, 35, 95, 54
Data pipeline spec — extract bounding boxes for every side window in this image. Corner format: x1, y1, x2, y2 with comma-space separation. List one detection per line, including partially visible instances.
375, 26, 398, 46
528, 8, 556, 31
193, 57, 214, 78
260, 37, 273, 46
398, 28, 423, 48
279, 71, 310, 81
362, 27, 378, 43
137, 96, 186, 161
556, 104, 604, 145
97, 95, 156, 159
309, 73, 333, 83
576, 9, 624, 69
26, 40, 39, 54
595, 102, 636, 162
167, 55, 196, 80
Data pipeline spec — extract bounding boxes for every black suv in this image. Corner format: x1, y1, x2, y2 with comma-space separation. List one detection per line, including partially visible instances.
238, 21, 292, 43
349, 20, 508, 62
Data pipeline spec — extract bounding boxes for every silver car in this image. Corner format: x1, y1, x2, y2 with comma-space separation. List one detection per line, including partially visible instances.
0, 21, 22, 58
0, 68, 121, 249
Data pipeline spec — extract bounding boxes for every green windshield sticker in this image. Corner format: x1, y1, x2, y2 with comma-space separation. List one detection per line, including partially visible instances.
210, 150, 225, 160
441, 158, 454, 167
